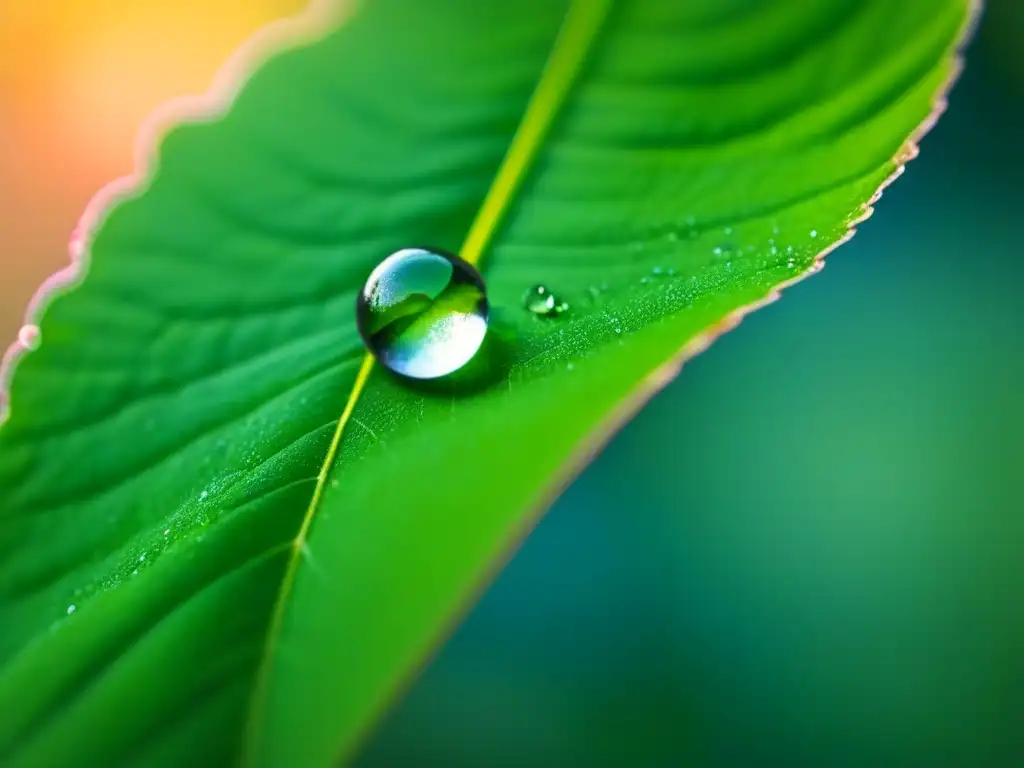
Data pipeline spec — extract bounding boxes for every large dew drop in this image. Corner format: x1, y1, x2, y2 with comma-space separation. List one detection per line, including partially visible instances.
356, 247, 489, 380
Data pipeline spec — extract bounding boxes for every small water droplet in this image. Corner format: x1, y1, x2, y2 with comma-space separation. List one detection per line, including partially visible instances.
723, 226, 733, 236
772, 224, 781, 235
810, 229, 819, 238
786, 246, 794, 254
357, 247, 488, 380
640, 276, 650, 284
199, 490, 208, 501
614, 327, 622, 335
163, 529, 170, 536
524, 285, 569, 318
666, 231, 678, 243
770, 245, 778, 255
138, 554, 146, 563
667, 268, 677, 276
712, 247, 723, 256
66, 604, 76, 615
567, 362, 575, 371
18, 324, 41, 350
787, 259, 796, 268
131, 569, 139, 577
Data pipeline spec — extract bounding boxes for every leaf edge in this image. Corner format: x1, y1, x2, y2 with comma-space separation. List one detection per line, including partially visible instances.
0, 0, 352, 426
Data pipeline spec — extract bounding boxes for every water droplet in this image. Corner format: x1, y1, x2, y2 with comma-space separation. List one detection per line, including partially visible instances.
652, 266, 664, 277
357, 247, 488, 380
138, 554, 146, 562
810, 229, 819, 238
523, 285, 569, 318
723, 226, 733, 236
66, 604, 76, 615
666, 231, 678, 243
163, 529, 170, 536
712, 247, 723, 256
199, 490, 208, 501
18, 324, 41, 350
566, 362, 575, 371
640, 276, 650, 284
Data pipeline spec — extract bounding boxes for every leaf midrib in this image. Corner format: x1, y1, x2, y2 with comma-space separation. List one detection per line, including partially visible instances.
240, 0, 614, 760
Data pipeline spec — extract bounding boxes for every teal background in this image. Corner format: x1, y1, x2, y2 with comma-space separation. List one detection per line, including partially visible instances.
361, 16, 1024, 767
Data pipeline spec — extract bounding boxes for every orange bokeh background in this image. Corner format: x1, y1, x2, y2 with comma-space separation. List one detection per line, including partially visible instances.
0, 0, 306, 342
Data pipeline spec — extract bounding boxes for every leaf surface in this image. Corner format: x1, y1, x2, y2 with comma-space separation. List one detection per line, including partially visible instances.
0, 0, 976, 765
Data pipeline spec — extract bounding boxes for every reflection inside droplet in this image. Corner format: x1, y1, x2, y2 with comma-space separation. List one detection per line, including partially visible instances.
356, 247, 489, 380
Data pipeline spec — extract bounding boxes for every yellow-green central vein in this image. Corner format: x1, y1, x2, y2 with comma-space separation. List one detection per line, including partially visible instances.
243, 0, 612, 759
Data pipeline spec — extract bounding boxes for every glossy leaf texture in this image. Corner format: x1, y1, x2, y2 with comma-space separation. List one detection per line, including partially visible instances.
0, 0, 975, 766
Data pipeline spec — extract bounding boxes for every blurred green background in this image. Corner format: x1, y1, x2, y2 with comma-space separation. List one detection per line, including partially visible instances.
2, 2, 1022, 765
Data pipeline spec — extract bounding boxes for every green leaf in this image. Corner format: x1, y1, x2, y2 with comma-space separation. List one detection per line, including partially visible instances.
0, 0, 976, 765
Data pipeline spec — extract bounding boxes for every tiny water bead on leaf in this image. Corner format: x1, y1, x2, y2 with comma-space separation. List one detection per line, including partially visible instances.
523, 284, 569, 317
356, 247, 489, 380
17, 324, 41, 351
